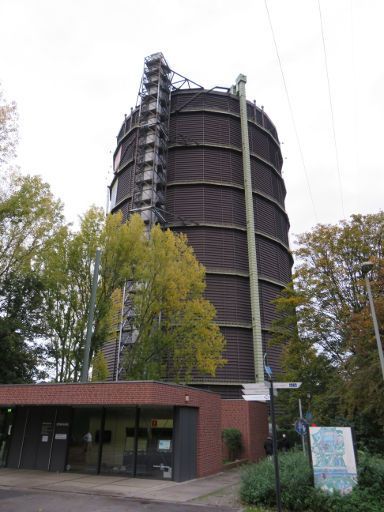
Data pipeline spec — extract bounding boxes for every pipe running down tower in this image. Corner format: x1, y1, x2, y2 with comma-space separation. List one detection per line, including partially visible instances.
236, 74, 264, 382
106, 53, 292, 395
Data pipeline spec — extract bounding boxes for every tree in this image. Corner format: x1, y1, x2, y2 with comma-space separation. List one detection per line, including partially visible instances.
0, 86, 18, 165
271, 284, 343, 428
342, 259, 384, 450
107, 214, 226, 382
293, 213, 383, 364
271, 213, 384, 448
0, 273, 46, 383
0, 172, 65, 383
0, 87, 65, 383
41, 206, 107, 382
41, 211, 226, 383
91, 351, 109, 381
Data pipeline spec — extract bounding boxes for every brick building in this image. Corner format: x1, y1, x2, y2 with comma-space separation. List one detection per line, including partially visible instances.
0, 382, 267, 481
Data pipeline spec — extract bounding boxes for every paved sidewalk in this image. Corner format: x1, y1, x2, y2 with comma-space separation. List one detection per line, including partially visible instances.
0, 467, 243, 509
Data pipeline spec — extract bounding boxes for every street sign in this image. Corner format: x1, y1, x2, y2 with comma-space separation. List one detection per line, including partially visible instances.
273, 382, 302, 389
242, 386, 269, 393
242, 394, 270, 402
242, 387, 277, 396
295, 418, 308, 436
305, 411, 313, 422
242, 382, 270, 389
242, 382, 278, 397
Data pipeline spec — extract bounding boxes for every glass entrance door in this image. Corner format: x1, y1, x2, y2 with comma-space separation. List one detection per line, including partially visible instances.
100, 407, 136, 475
66, 407, 102, 474
136, 407, 173, 479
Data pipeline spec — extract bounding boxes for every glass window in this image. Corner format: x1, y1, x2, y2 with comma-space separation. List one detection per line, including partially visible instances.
100, 407, 136, 475
66, 407, 102, 474
114, 146, 122, 172
110, 179, 118, 210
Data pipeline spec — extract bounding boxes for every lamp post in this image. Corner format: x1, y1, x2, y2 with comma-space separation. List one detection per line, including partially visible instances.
361, 261, 384, 381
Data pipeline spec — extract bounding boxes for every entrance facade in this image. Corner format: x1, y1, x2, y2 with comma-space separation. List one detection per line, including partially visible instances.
0, 381, 267, 480
4, 404, 195, 481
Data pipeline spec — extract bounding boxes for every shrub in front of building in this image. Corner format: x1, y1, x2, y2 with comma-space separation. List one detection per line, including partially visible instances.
240, 451, 384, 512
222, 428, 242, 461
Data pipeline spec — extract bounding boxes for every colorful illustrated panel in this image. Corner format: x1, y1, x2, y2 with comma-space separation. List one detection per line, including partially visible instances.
309, 426, 357, 495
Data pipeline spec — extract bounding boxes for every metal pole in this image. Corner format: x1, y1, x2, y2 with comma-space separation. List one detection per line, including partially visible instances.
269, 379, 282, 512
81, 248, 101, 383
365, 275, 384, 381
298, 399, 306, 454
236, 74, 264, 382
306, 425, 314, 486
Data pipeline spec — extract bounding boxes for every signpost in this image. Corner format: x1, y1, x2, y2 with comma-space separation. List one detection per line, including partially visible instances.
242, 379, 302, 512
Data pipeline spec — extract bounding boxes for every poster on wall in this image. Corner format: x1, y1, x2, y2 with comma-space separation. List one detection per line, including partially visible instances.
309, 426, 357, 495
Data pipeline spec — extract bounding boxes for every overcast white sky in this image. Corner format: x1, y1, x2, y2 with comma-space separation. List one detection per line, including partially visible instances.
1, 0, 383, 242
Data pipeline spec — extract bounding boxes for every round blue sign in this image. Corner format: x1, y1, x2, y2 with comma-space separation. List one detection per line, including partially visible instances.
295, 418, 308, 436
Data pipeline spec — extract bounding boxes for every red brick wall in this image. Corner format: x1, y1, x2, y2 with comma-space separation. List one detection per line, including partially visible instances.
221, 400, 268, 462
0, 381, 222, 478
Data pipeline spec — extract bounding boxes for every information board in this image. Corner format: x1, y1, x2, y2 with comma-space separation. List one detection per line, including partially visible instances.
309, 426, 357, 495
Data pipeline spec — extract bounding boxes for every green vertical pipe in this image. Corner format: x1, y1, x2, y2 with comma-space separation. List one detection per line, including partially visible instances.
81, 248, 101, 383
236, 74, 264, 382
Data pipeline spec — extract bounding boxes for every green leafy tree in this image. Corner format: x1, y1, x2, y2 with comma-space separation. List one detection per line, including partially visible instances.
0, 272, 46, 383
91, 351, 109, 381
41, 206, 107, 382
0, 87, 64, 383
42, 211, 226, 383
107, 214, 226, 381
272, 213, 384, 448
0, 172, 64, 383
272, 284, 342, 428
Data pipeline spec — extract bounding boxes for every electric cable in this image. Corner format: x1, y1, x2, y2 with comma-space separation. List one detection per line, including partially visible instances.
317, 0, 346, 218
264, 0, 318, 223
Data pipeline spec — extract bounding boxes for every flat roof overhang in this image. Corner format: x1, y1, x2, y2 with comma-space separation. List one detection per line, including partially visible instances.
0, 381, 219, 408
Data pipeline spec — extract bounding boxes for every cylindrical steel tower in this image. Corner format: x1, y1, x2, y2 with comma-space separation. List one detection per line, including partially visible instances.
107, 53, 293, 396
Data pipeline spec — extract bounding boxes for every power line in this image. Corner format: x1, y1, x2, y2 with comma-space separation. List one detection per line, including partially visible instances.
317, 0, 346, 219
264, 0, 318, 224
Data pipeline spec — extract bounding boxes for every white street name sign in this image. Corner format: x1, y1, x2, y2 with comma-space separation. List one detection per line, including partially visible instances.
242, 387, 277, 396
273, 382, 302, 389
242, 394, 270, 402
242, 386, 269, 394
242, 382, 270, 390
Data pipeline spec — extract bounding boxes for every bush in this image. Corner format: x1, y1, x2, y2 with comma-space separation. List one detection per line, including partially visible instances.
241, 451, 313, 511
240, 450, 384, 512
356, 451, 384, 498
222, 428, 242, 461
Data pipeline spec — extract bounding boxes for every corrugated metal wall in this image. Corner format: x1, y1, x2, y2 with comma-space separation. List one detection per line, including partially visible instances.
109, 89, 292, 393
165, 90, 292, 390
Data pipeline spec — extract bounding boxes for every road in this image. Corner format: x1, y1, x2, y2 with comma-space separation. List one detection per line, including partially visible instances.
0, 488, 238, 512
